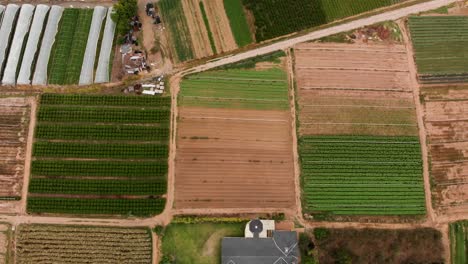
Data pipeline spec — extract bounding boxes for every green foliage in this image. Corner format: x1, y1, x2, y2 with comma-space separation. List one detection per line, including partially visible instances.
161, 222, 244, 264
29, 178, 167, 195
334, 249, 354, 264
299, 232, 317, 264
242, 0, 405, 41
32, 160, 167, 178
172, 216, 249, 224
409, 16, 468, 84
154, 225, 165, 237
159, 0, 194, 62
313, 228, 330, 241
112, 0, 138, 36
27, 197, 165, 216
450, 221, 468, 264
28, 94, 170, 216
199, 2, 217, 54
214, 50, 285, 70
48, 9, 93, 85
300, 135, 426, 216
223, 0, 252, 46
180, 67, 289, 110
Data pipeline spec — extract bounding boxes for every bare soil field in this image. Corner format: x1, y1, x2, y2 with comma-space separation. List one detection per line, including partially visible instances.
422, 85, 468, 216
174, 107, 295, 209
294, 42, 418, 136
295, 43, 412, 92
0, 98, 30, 198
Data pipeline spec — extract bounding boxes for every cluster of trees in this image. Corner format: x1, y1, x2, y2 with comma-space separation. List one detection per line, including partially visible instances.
112, 0, 138, 35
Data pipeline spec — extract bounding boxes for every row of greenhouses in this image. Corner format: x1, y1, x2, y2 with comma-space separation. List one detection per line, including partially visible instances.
0, 4, 116, 86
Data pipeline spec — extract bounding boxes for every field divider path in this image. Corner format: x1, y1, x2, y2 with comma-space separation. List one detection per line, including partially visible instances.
20, 98, 37, 215
398, 20, 436, 226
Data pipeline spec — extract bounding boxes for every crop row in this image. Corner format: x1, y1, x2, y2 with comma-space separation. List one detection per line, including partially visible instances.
32, 160, 167, 178
29, 178, 166, 195
38, 106, 170, 124
48, 9, 93, 85
35, 124, 170, 141
243, 0, 405, 41
40, 93, 171, 107
27, 197, 166, 216
300, 135, 425, 216
33, 142, 168, 159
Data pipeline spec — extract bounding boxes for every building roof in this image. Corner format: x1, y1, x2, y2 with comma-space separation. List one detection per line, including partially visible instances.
222, 231, 299, 264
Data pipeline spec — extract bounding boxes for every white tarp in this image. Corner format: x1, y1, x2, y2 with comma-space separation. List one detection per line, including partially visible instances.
79, 6, 106, 85
32, 6, 64, 85
17, 5, 50, 85
0, 4, 20, 78
2, 4, 35, 85
94, 7, 116, 83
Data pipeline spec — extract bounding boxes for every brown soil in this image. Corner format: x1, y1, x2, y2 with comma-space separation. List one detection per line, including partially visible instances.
201, 0, 238, 53
312, 228, 445, 264
294, 42, 417, 136
0, 98, 30, 198
181, 0, 213, 58
174, 107, 295, 209
421, 85, 468, 216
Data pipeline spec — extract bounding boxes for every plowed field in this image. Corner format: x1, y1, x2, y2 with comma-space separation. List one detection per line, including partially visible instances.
422, 86, 468, 216
175, 107, 295, 209
0, 97, 30, 198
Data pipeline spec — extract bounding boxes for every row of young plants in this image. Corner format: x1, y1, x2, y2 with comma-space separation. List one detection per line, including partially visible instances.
299, 135, 426, 216
29, 94, 170, 216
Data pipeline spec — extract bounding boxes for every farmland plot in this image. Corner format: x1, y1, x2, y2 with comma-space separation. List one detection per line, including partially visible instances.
243, 0, 409, 41
175, 62, 295, 209
295, 42, 425, 216
0, 223, 13, 264
16, 224, 152, 264
409, 16, 468, 84
159, 0, 242, 62
28, 94, 170, 217
450, 221, 468, 264
0, 98, 30, 198
422, 86, 468, 216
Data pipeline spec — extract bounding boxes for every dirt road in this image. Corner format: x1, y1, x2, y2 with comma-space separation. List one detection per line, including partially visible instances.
184, 0, 458, 75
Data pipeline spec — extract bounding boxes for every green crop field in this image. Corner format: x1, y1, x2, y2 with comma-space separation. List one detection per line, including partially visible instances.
299, 135, 426, 216
28, 94, 171, 217
159, 0, 194, 62
409, 16, 468, 84
180, 67, 289, 110
199, 2, 217, 54
223, 0, 252, 46
450, 221, 468, 264
242, 0, 407, 41
48, 9, 93, 85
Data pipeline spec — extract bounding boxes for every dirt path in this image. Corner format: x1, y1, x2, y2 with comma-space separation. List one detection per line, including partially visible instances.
183, 0, 458, 75
19, 97, 36, 215
285, 49, 303, 221
398, 20, 436, 224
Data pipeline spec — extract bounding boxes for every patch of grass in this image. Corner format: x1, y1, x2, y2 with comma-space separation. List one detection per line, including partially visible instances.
159, 0, 194, 62
161, 222, 244, 264
199, 1, 217, 54
223, 0, 252, 46
213, 50, 285, 70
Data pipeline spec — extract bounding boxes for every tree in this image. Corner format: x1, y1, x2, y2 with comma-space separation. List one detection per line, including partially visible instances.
112, 0, 138, 36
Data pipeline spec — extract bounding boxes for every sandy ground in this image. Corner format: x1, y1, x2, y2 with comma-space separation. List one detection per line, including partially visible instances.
201, 0, 237, 53
174, 107, 295, 209
181, 0, 213, 58
0, 98, 29, 200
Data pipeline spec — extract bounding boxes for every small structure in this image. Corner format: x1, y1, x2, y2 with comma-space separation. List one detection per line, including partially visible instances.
222, 220, 299, 264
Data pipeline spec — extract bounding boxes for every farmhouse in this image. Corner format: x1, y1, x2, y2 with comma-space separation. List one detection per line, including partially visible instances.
221, 220, 299, 264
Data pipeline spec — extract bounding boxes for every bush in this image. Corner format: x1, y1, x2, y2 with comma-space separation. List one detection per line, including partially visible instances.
112, 0, 138, 36
314, 228, 330, 241
154, 225, 165, 237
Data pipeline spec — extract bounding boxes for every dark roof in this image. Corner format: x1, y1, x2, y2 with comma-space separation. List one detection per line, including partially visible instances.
222, 231, 299, 264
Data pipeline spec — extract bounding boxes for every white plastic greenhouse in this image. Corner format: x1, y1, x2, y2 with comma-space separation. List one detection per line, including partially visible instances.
95, 7, 116, 84
79, 6, 107, 85
32, 6, 64, 85
0, 4, 20, 78
2, 4, 35, 85
17, 5, 50, 85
